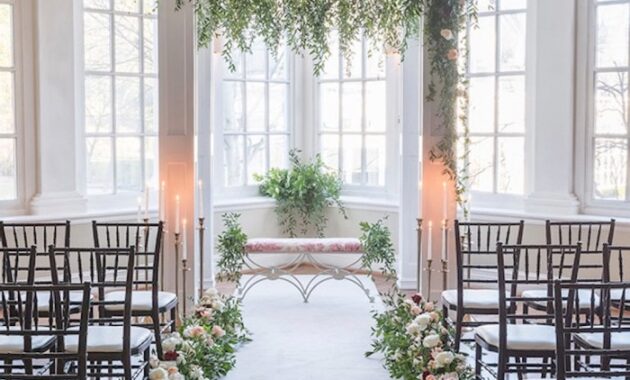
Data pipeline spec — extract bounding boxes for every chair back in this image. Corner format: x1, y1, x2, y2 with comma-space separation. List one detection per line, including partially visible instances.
555, 281, 630, 379
92, 222, 163, 292
497, 243, 582, 325
454, 221, 524, 294
48, 247, 136, 353
603, 244, 630, 283
546, 220, 614, 283
0, 222, 71, 253
0, 283, 91, 379
0, 247, 37, 285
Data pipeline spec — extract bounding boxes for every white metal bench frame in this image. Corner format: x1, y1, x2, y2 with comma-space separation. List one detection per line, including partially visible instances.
238, 240, 375, 303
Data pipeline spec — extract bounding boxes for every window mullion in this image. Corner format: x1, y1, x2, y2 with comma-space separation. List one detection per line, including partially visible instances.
493, 12, 500, 194
110, 10, 118, 194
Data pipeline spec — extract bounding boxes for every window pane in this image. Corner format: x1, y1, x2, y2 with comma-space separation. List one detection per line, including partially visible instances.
246, 135, 267, 184
497, 137, 524, 194
0, 4, 13, 68
85, 76, 112, 134
499, 13, 526, 72
144, 19, 158, 74
143, 0, 157, 15
342, 134, 362, 185
366, 81, 386, 132
269, 83, 288, 132
224, 53, 243, 79
246, 40, 267, 80
500, 0, 526, 11
223, 81, 244, 132
0, 72, 14, 134
320, 134, 339, 172
145, 136, 158, 188
469, 136, 494, 192
321, 36, 339, 80
0, 138, 16, 200
144, 77, 158, 134
246, 82, 266, 132
595, 72, 628, 135
86, 137, 114, 194
115, 76, 141, 133
84, 0, 111, 10
115, 15, 141, 73
470, 16, 496, 73
596, 4, 629, 68
366, 52, 386, 78
593, 138, 627, 200
269, 47, 287, 80
224, 135, 244, 187
270, 135, 289, 169
342, 82, 362, 132
366, 135, 385, 186
498, 75, 525, 134
115, 0, 139, 13
84, 12, 111, 72
343, 39, 362, 79
319, 83, 339, 131
469, 77, 495, 133
116, 137, 142, 192
477, 0, 496, 12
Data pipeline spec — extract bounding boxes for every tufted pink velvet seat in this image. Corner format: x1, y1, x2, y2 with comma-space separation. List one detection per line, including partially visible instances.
245, 238, 363, 254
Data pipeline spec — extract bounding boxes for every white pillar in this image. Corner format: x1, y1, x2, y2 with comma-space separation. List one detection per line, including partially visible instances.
159, 0, 196, 305
398, 39, 421, 290
526, 0, 579, 214
30, 0, 86, 214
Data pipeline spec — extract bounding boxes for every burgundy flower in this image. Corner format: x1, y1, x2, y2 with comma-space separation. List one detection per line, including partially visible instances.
164, 351, 179, 361
411, 293, 423, 305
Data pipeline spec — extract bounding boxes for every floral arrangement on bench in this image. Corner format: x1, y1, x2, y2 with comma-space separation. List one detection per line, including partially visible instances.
148, 288, 250, 380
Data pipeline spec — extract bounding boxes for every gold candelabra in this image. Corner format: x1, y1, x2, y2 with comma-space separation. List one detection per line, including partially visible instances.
174, 232, 181, 318
416, 218, 423, 293
182, 257, 191, 316
441, 219, 449, 292
198, 217, 206, 298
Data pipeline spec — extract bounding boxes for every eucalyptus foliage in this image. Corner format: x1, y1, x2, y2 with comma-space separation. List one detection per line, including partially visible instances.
216, 213, 248, 285
255, 150, 346, 237
175, 0, 423, 74
359, 218, 397, 284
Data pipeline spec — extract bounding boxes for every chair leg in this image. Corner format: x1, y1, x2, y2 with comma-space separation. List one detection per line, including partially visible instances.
454, 309, 464, 352
152, 313, 164, 359
144, 348, 151, 378
475, 342, 482, 379
170, 307, 177, 332
497, 351, 506, 380
3, 359, 11, 374
123, 356, 132, 380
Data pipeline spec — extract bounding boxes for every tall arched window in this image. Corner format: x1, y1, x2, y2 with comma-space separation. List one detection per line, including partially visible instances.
82, 0, 158, 196
0, 1, 17, 201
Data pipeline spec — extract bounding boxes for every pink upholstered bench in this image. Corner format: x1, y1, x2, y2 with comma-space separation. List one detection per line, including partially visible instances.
239, 237, 373, 303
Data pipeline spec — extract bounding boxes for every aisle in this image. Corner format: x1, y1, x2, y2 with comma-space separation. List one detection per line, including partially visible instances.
224, 275, 392, 380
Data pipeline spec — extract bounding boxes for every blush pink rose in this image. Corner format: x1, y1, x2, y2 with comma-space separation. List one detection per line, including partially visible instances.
212, 325, 226, 337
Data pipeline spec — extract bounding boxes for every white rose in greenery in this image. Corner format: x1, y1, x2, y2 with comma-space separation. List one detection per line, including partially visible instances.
439, 372, 459, 380
435, 351, 455, 368
212, 325, 226, 337
162, 338, 178, 353
149, 354, 160, 368
205, 288, 218, 297
149, 368, 168, 380
415, 313, 432, 329
212, 300, 225, 310
168, 373, 185, 380
440, 29, 454, 40
406, 323, 420, 335
410, 305, 422, 315
423, 334, 441, 348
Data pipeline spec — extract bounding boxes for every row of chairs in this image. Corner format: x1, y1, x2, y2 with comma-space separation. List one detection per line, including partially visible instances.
0, 221, 177, 378
440, 219, 630, 378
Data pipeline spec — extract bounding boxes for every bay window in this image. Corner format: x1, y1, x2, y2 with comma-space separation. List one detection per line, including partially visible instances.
82, 0, 158, 196
0, 1, 17, 202
462, 0, 527, 196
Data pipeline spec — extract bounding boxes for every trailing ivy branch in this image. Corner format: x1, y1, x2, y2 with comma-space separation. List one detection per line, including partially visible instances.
359, 218, 398, 287
216, 213, 248, 285
255, 149, 346, 238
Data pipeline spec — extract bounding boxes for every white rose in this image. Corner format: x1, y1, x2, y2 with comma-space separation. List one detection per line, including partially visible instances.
406, 323, 421, 335
423, 334, 441, 348
440, 29, 454, 40
439, 372, 459, 380
414, 313, 432, 330
162, 338, 178, 353
204, 288, 219, 297
168, 374, 185, 380
435, 351, 455, 368
211, 300, 225, 310
149, 354, 160, 368
149, 368, 168, 380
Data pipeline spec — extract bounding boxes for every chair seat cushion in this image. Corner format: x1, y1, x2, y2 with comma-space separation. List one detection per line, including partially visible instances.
521, 289, 600, 309
611, 288, 630, 302
103, 291, 177, 312
0, 327, 54, 353
66, 326, 152, 353
575, 331, 630, 350
475, 324, 557, 351
245, 238, 362, 253
1, 291, 92, 313
441, 289, 502, 309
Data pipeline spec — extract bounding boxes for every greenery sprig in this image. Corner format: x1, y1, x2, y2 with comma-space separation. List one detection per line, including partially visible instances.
255, 150, 346, 237
216, 213, 248, 285
359, 218, 398, 284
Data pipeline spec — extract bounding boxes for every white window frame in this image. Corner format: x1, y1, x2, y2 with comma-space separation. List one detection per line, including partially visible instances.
578, 0, 630, 215
0, 0, 33, 215
311, 39, 401, 199
79, 0, 158, 208
212, 43, 296, 199
461, 0, 532, 209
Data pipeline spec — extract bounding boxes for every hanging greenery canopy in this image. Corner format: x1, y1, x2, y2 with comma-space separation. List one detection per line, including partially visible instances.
175, 0, 476, 204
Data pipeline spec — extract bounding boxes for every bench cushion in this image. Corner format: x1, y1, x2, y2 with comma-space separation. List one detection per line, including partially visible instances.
245, 238, 362, 254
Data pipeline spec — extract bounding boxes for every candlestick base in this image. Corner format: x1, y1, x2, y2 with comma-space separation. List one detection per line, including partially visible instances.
182, 258, 191, 317
174, 232, 181, 321
424, 259, 435, 301
198, 217, 206, 298
441, 259, 449, 292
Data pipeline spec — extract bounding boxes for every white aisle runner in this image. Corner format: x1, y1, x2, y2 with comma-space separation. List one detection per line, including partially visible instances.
224, 275, 392, 380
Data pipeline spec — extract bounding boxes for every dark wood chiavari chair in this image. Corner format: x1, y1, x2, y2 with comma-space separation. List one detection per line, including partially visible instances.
49, 246, 151, 379
441, 220, 524, 351
555, 280, 630, 379
91, 221, 175, 359
0, 221, 71, 252
603, 244, 630, 315
474, 243, 582, 379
